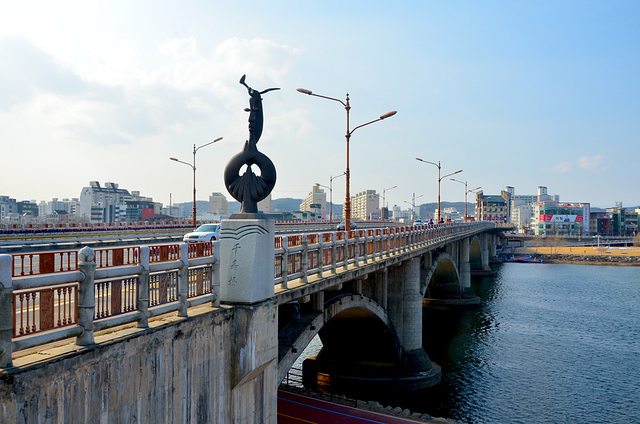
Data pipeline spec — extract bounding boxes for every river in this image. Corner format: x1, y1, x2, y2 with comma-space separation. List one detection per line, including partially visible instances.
295, 262, 640, 423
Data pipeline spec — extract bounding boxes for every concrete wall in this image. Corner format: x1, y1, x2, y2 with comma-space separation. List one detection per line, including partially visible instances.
0, 300, 278, 424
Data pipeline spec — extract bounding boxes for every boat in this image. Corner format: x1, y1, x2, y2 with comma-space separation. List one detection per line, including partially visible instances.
504, 255, 543, 264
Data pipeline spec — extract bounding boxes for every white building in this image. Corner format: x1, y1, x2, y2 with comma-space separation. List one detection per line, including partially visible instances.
349, 190, 379, 220
209, 192, 229, 216
300, 185, 327, 220
392, 205, 412, 223
258, 194, 272, 214
507, 186, 559, 232
0, 196, 18, 219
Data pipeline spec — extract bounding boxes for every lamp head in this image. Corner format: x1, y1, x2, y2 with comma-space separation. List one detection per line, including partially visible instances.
297, 88, 313, 95
380, 111, 397, 119
169, 157, 178, 161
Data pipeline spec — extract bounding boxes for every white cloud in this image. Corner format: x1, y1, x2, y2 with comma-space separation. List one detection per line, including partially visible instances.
550, 161, 573, 173
158, 37, 197, 60
577, 155, 608, 173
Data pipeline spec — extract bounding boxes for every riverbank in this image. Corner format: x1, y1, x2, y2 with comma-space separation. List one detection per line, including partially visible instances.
512, 246, 640, 266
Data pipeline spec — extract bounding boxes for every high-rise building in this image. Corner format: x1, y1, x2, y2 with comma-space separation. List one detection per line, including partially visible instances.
349, 190, 379, 220
258, 194, 272, 214
209, 192, 229, 216
79, 181, 155, 223
534, 202, 590, 236
0, 195, 18, 219
300, 185, 327, 219
475, 190, 511, 223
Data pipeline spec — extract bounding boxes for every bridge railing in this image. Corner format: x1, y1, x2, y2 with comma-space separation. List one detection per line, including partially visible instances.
274, 221, 493, 289
0, 221, 494, 367
0, 242, 219, 367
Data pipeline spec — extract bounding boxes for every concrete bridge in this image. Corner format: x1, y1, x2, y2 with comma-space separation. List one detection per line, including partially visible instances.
0, 221, 501, 423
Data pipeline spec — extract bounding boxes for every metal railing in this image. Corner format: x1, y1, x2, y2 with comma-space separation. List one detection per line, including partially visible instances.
0, 221, 494, 368
274, 222, 493, 288
0, 242, 219, 368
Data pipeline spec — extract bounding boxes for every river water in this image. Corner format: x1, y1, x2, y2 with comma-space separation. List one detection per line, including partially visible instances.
295, 263, 640, 423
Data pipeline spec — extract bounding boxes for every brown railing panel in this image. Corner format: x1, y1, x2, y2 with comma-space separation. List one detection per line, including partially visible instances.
13, 284, 78, 338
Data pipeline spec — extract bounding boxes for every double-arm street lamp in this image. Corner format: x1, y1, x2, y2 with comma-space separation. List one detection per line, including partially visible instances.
382, 185, 398, 220
404, 193, 423, 224
316, 171, 346, 222
450, 178, 481, 222
297, 87, 396, 231
170, 136, 223, 227
415, 158, 462, 222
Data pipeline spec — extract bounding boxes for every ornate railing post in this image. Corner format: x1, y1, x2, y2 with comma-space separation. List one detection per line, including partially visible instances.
76, 246, 96, 346
362, 232, 369, 265
137, 246, 150, 328
343, 232, 349, 271
354, 230, 360, 267
0, 254, 13, 368
317, 235, 324, 278
178, 243, 189, 317
301, 234, 308, 284
281, 236, 289, 289
331, 232, 337, 274
211, 241, 220, 307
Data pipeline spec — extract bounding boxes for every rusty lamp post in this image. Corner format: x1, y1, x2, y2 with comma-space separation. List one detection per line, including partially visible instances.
450, 178, 481, 222
382, 185, 398, 220
415, 157, 462, 222
170, 136, 223, 227
298, 87, 396, 231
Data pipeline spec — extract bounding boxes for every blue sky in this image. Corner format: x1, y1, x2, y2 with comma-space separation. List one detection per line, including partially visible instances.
1, 1, 638, 209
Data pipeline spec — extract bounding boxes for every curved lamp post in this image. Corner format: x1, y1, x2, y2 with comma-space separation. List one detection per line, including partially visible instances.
415, 157, 462, 222
314, 183, 331, 221
404, 193, 423, 224
316, 171, 346, 222
450, 178, 481, 222
382, 185, 398, 220
170, 136, 223, 227
298, 87, 396, 231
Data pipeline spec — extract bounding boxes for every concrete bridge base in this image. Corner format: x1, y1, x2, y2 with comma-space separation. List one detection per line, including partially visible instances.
0, 300, 278, 424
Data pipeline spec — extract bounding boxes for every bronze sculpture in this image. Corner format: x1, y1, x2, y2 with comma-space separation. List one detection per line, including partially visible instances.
224, 75, 279, 214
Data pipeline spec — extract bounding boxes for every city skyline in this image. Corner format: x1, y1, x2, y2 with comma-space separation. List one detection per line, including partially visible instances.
1, 2, 639, 209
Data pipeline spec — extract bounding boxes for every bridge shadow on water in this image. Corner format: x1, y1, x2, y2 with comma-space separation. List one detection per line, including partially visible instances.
281, 264, 506, 421
357, 264, 504, 420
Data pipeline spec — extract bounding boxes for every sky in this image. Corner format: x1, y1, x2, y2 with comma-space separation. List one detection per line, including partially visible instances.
1, 1, 639, 210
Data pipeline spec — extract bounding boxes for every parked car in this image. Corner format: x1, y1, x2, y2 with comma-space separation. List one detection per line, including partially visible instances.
336, 221, 357, 231
414, 219, 424, 226
183, 223, 221, 243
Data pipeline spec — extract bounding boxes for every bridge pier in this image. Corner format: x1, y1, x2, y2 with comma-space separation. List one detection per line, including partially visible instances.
387, 257, 438, 375
459, 238, 476, 299
481, 233, 492, 272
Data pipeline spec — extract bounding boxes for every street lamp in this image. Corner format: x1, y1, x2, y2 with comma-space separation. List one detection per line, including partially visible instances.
170, 136, 223, 227
314, 183, 331, 221
298, 87, 396, 231
404, 193, 423, 224
316, 171, 346, 222
382, 185, 398, 221
450, 178, 481, 222
415, 157, 462, 222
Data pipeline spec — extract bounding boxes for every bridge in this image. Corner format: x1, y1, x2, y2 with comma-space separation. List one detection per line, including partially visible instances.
0, 221, 501, 423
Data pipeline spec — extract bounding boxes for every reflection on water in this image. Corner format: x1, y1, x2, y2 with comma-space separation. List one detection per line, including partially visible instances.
292, 263, 640, 424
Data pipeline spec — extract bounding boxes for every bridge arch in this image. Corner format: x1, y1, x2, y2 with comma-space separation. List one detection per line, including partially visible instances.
422, 252, 462, 299
277, 294, 401, 386
469, 235, 483, 270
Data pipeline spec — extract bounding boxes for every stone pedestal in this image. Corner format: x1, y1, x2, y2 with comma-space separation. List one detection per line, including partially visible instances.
220, 218, 275, 304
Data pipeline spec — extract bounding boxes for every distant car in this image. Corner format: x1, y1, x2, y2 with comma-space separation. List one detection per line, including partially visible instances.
336, 221, 357, 231
414, 219, 424, 226
183, 223, 221, 243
